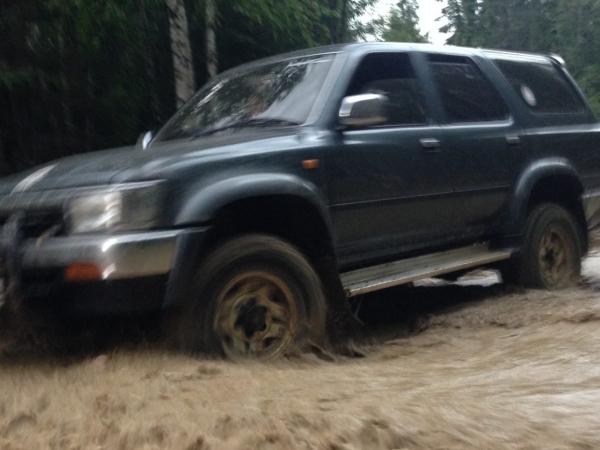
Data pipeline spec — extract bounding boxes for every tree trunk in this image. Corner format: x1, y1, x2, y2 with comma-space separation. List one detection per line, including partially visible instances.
84, 63, 95, 152
340, 0, 348, 43
206, 0, 217, 78
166, 0, 195, 109
136, 0, 161, 126
328, 0, 340, 43
58, 34, 76, 139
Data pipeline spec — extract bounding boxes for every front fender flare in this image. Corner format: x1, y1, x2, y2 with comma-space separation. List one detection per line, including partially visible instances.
175, 173, 331, 230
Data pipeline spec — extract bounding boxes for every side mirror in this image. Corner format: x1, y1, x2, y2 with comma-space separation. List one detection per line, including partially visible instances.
136, 130, 154, 150
338, 94, 388, 127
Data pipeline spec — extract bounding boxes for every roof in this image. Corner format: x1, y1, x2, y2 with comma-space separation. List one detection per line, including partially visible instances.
217, 42, 561, 79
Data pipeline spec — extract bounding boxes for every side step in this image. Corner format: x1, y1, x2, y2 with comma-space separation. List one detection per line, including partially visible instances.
340, 243, 513, 297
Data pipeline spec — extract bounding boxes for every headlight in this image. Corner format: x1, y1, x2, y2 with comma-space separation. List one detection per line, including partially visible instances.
65, 181, 165, 234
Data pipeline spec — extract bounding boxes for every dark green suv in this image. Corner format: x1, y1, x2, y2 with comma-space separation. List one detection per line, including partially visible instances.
1, 43, 600, 360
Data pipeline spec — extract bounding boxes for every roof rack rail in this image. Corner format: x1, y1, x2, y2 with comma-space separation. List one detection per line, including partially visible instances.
548, 53, 566, 67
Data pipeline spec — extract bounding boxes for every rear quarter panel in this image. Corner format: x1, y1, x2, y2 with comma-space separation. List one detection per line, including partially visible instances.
527, 124, 600, 193
482, 52, 600, 231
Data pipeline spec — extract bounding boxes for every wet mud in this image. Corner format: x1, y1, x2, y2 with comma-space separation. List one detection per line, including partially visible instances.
2, 242, 600, 449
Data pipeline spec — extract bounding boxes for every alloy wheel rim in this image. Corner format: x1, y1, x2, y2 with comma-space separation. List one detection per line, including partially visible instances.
214, 271, 298, 360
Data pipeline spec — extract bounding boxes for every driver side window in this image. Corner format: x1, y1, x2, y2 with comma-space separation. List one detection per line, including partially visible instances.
346, 53, 428, 126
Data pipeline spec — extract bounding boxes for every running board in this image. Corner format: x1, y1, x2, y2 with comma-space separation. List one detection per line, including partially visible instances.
340, 243, 513, 297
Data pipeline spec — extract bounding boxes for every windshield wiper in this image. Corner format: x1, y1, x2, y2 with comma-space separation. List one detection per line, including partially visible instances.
191, 118, 300, 138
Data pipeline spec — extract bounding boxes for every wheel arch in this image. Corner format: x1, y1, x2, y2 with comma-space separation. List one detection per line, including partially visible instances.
166, 173, 359, 329
504, 158, 587, 252
173, 172, 337, 278
206, 194, 336, 263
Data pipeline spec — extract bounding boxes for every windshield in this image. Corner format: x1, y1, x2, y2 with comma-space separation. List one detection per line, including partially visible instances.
155, 54, 335, 141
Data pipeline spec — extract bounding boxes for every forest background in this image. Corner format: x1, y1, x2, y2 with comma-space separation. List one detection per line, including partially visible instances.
1, 0, 598, 174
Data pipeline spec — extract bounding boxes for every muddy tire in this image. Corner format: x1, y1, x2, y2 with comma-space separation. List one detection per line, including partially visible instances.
501, 203, 582, 289
165, 234, 327, 360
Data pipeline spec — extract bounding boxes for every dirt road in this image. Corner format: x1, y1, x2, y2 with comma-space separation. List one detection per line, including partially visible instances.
2, 247, 600, 449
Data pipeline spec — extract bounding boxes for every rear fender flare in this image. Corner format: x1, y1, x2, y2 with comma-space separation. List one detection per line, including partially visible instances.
503, 158, 583, 235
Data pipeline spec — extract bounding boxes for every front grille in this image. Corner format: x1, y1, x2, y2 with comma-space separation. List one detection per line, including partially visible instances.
0, 211, 64, 239
0, 190, 71, 239
22, 211, 63, 239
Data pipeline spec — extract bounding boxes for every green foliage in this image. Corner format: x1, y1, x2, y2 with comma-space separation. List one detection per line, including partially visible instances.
233, 0, 330, 46
377, 0, 429, 43
4, 0, 600, 177
439, 0, 482, 47
0, 0, 175, 173
0, 0, 377, 174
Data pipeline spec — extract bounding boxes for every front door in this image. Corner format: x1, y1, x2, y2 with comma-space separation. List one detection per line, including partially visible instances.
326, 52, 455, 268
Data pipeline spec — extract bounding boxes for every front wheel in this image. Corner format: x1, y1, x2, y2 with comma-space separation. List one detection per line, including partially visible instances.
501, 203, 582, 289
166, 234, 327, 361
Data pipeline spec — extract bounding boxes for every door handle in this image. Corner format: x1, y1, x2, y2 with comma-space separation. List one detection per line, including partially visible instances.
506, 135, 522, 147
420, 138, 441, 151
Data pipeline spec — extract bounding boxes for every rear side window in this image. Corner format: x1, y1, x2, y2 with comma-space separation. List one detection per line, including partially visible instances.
491, 58, 584, 114
346, 53, 428, 126
428, 54, 508, 124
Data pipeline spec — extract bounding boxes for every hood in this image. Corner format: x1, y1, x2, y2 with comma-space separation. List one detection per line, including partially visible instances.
0, 127, 303, 195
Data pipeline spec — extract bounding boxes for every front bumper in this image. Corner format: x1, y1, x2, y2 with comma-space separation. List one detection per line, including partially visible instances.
22, 230, 181, 280
4, 227, 209, 314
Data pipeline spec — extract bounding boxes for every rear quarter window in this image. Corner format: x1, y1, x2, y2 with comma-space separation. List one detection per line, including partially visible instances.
490, 57, 584, 114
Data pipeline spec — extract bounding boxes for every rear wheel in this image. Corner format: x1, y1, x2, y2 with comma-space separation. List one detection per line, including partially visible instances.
165, 234, 327, 360
501, 203, 582, 289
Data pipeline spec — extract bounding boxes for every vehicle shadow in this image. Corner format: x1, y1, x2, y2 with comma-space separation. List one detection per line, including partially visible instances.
353, 278, 513, 343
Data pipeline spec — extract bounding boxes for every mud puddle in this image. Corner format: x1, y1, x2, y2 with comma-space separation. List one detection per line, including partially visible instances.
1, 250, 600, 448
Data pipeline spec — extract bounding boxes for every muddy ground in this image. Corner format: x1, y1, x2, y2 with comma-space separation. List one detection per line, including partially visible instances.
2, 243, 600, 449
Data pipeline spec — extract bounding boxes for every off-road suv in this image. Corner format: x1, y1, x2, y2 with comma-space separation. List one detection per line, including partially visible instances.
1, 43, 600, 360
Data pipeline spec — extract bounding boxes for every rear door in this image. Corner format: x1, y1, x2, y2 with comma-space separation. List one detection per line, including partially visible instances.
423, 53, 528, 236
